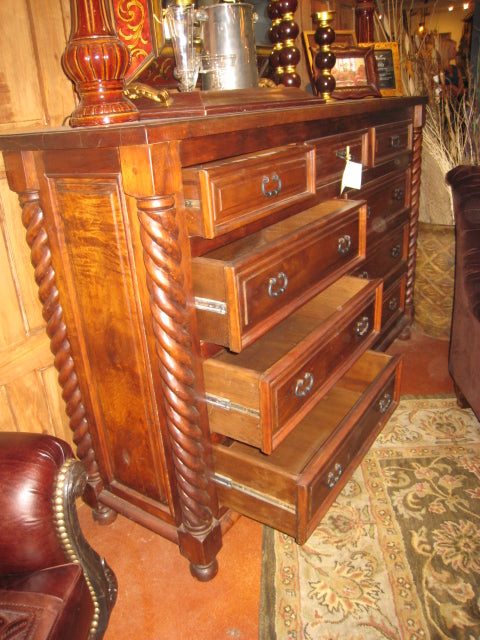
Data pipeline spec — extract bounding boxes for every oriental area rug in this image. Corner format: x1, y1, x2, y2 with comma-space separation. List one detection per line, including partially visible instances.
259, 396, 480, 640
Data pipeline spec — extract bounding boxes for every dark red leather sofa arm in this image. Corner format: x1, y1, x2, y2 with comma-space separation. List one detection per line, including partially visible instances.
0, 432, 117, 639
446, 165, 480, 419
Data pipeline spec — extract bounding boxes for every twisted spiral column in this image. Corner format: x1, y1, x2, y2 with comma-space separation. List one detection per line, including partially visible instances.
404, 124, 423, 326
19, 190, 114, 522
136, 193, 219, 577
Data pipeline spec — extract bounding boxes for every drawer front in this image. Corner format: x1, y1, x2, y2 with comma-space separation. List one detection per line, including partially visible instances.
308, 130, 368, 189
193, 200, 366, 352
358, 170, 410, 239
183, 144, 316, 238
213, 351, 402, 545
354, 223, 408, 284
372, 121, 412, 165
303, 368, 398, 539
269, 297, 378, 449
204, 277, 382, 453
381, 274, 406, 334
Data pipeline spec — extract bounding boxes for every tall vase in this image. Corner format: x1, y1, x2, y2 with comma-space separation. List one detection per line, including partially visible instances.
62, 0, 139, 127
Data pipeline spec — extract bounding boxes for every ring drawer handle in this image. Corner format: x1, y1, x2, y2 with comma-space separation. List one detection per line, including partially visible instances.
268, 271, 288, 297
355, 316, 370, 337
295, 372, 314, 398
390, 135, 400, 148
337, 234, 352, 255
378, 392, 392, 414
388, 297, 399, 311
327, 462, 343, 488
393, 187, 404, 201
366, 205, 372, 219
391, 244, 401, 259
336, 149, 355, 162
261, 173, 282, 198
358, 270, 369, 279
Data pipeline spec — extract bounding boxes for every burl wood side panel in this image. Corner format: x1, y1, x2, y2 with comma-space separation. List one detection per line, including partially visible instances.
42, 149, 176, 518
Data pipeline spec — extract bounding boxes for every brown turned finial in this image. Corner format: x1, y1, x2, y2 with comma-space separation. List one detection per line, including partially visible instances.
355, 0, 375, 43
62, 0, 139, 127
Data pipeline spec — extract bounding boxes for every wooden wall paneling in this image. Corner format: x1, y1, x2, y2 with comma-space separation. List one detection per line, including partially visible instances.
0, 0, 74, 132
0, 169, 44, 332
0, 386, 16, 431
0, 0, 74, 440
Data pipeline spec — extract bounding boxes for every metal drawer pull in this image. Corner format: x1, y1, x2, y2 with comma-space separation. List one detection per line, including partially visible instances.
366, 205, 372, 219
390, 135, 400, 148
267, 271, 288, 297
391, 244, 401, 259
388, 297, 399, 311
336, 149, 355, 162
295, 372, 314, 397
378, 392, 392, 414
337, 234, 352, 255
327, 463, 343, 488
261, 173, 282, 198
393, 187, 404, 201
358, 270, 369, 279
355, 316, 370, 337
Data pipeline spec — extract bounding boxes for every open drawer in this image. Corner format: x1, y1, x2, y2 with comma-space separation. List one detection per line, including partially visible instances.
193, 199, 366, 352
183, 143, 316, 238
204, 276, 382, 453
212, 350, 402, 545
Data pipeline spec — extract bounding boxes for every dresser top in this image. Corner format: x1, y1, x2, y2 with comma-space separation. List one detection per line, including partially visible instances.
0, 88, 425, 153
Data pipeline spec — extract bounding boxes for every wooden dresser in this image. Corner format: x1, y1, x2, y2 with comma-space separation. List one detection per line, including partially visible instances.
0, 90, 424, 580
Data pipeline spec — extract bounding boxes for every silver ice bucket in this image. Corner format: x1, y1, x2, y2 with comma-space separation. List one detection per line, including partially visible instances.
197, 2, 258, 91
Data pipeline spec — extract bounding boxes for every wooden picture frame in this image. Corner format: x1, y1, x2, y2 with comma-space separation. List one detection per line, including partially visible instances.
334, 30, 357, 48
360, 42, 403, 97
330, 47, 381, 99
303, 33, 381, 100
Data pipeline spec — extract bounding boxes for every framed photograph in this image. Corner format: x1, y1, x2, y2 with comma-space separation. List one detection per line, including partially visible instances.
303, 35, 381, 100
360, 42, 403, 97
330, 47, 381, 99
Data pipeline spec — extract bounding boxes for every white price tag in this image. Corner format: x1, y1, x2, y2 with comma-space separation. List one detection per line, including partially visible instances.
341, 160, 362, 194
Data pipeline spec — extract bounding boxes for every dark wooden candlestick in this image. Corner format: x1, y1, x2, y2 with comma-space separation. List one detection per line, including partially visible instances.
62, 0, 139, 127
268, 0, 301, 87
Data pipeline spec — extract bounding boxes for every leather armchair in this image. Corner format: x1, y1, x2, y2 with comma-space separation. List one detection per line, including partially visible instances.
446, 165, 480, 420
0, 432, 117, 639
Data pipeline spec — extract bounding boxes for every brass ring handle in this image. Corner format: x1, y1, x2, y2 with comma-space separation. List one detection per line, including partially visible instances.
378, 392, 392, 414
366, 205, 372, 219
390, 135, 400, 148
358, 271, 369, 279
337, 234, 352, 255
393, 187, 404, 201
388, 297, 399, 311
327, 462, 343, 488
391, 244, 401, 259
261, 173, 282, 198
355, 316, 370, 337
336, 149, 355, 162
295, 372, 314, 398
268, 272, 288, 297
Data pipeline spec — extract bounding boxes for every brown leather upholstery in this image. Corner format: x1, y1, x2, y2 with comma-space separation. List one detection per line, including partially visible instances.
0, 433, 117, 639
446, 165, 480, 420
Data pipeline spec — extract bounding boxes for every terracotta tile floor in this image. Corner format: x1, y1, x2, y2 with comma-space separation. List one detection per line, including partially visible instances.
79, 326, 455, 640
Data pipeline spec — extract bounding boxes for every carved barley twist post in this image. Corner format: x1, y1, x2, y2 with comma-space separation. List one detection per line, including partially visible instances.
18, 188, 114, 522
120, 143, 222, 581
403, 108, 424, 335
